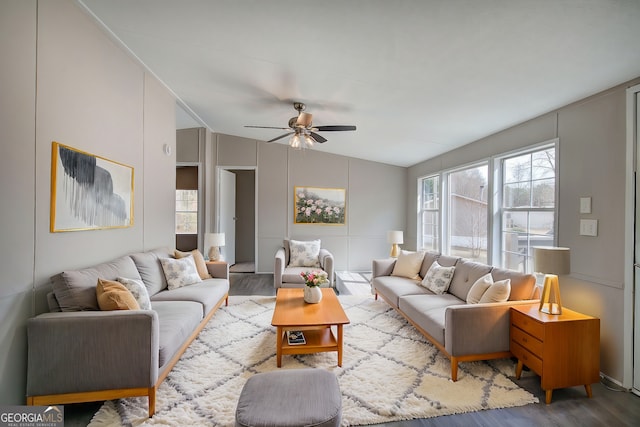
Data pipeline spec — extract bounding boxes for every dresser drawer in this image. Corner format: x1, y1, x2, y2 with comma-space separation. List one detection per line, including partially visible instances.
511, 341, 543, 375
511, 309, 544, 340
511, 326, 543, 356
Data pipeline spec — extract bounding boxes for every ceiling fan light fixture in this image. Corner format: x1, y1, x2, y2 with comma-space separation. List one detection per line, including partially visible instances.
303, 134, 315, 148
290, 133, 302, 149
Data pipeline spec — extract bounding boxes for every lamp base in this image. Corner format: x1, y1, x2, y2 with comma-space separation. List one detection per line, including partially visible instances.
538, 274, 562, 315
208, 246, 222, 262
390, 243, 400, 258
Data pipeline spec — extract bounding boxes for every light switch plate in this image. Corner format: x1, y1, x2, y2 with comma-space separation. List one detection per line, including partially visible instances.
580, 219, 598, 236
580, 197, 592, 214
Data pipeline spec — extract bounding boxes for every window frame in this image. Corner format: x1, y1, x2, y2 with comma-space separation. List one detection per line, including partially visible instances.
417, 174, 441, 252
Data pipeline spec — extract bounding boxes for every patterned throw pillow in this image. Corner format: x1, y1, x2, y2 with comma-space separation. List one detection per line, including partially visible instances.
288, 239, 321, 267
421, 261, 456, 294
117, 277, 152, 310
160, 256, 202, 290
174, 249, 212, 279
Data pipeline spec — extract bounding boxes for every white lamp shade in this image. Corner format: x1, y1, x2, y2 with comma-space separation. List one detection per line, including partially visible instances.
207, 233, 226, 247
387, 230, 404, 244
533, 246, 570, 275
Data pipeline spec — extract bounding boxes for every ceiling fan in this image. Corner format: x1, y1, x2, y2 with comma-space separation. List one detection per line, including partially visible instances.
245, 102, 356, 148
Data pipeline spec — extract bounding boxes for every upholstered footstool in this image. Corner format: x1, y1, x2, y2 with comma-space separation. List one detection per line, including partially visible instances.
235, 368, 341, 427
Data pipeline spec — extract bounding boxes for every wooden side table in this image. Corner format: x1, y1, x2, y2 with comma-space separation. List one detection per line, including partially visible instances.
510, 304, 600, 404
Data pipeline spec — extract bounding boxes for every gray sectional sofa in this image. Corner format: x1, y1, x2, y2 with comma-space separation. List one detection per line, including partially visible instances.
26, 247, 229, 417
372, 251, 537, 381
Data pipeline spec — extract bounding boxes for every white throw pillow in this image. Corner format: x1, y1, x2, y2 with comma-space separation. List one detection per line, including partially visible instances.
478, 278, 511, 303
391, 250, 425, 280
421, 260, 456, 294
466, 273, 494, 304
117, 277, 152, 310
160, 256, 202, 290
288, 239, 321, 267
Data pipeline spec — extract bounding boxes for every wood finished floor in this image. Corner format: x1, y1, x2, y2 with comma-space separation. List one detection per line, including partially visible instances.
64, 273, 640, 426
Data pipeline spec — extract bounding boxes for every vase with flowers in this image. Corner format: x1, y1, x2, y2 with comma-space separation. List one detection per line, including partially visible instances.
300, 270, 328, 303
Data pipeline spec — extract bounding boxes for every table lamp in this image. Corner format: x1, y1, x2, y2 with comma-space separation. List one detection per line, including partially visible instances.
387, 230, 403, 258
533, 246, 571, 315
207, 233, 225, 261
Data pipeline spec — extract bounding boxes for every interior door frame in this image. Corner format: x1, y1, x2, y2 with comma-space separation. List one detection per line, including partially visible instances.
216, 165, 258, 269
624, 83, 640, 393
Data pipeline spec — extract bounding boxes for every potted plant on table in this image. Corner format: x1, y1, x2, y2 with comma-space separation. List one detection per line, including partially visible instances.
300, 270, 329, 303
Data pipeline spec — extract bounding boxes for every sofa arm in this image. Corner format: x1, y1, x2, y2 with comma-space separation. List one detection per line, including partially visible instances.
206, 262, 229, 280
274, 247, 285, 288
319, 249, 334, 286
27, 310, 159, 397
444, 301, 538, 356
372, 258, 396, 278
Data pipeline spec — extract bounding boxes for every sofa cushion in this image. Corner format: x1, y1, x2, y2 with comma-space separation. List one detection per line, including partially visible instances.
373, 276, 428, 308
117, 277, 152, 310
491, 267, 535, 301
175, 249, 211, 280
398, 295, 462, 346
391, 250, 425, 279
479, 279, 511, 303
96, 279, 140, 311
447, 259, 493, 301
150, 278, 230, 315
130, 247, 173, 296
151, 301, 203, 369
421, 261, 455, 294
160, 256, 202, 290
51, 255, 142, 311
288, 239, 321, 267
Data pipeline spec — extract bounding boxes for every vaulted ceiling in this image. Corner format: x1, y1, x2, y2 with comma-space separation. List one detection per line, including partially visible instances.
79, 0, 640, 167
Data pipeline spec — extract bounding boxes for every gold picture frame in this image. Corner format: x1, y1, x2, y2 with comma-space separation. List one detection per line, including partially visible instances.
50, 142, 134, 232
294, 186, 346, 225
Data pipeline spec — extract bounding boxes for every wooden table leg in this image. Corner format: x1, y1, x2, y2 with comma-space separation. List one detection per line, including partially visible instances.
276, 326, 283, 367
585, 384, 593, 398
337, 324, 343, 367
545, 389, 553, 404
515, 359, 523, 380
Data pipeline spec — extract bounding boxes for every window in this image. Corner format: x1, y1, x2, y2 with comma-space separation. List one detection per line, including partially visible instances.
418, 175, 440, 251
501, 146, 555, 272
446, 164, 489, 263
176, 189, 198, 234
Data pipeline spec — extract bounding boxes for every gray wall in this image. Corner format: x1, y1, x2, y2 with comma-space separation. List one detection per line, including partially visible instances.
0, 0, 176, 403
407, 79, 640, 383
209, 134, 407, 273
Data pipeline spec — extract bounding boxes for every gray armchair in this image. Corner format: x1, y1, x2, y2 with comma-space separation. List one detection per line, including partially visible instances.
274, 239, 334, 289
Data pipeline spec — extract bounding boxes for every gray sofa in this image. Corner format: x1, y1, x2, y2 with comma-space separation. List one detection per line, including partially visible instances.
26, 247, 229, 417
372, 251, 537, 381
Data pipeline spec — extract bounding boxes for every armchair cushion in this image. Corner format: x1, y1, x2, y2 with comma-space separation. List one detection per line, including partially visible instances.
288, 239, 321, 267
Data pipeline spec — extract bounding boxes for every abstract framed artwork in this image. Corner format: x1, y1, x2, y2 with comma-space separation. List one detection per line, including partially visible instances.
294, 186, 346, 225
50, 142, 134, 232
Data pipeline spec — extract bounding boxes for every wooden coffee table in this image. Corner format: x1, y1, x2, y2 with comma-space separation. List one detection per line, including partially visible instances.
271, 288, 350, 367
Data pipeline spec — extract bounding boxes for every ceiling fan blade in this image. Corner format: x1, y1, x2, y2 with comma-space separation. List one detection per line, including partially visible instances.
267, 132, 294, 143
309, 132, 327, 143
296, 112, 313, 127
314, 125, 356, 132
245, 125, 291, 130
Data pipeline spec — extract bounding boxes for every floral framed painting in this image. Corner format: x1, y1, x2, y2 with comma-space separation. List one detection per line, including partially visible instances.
50, 142, 134, 232
294, 186, 346, 225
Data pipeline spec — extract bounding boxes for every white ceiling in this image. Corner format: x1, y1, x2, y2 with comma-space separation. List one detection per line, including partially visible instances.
79, 0, 640, 167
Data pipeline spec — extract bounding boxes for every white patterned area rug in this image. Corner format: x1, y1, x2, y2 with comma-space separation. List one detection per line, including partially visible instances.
89, 295, 537, 427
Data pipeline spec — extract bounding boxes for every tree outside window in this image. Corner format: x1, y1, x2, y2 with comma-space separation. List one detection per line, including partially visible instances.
176, 189, 198, 234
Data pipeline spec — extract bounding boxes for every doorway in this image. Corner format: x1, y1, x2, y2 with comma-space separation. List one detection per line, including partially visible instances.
217, 167, 256, 272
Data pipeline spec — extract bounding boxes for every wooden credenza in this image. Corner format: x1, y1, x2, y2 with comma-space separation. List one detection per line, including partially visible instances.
510, 304, 600, 404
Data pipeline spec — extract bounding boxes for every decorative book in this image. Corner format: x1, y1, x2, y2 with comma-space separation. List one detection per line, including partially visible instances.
287, 331, 306, 345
